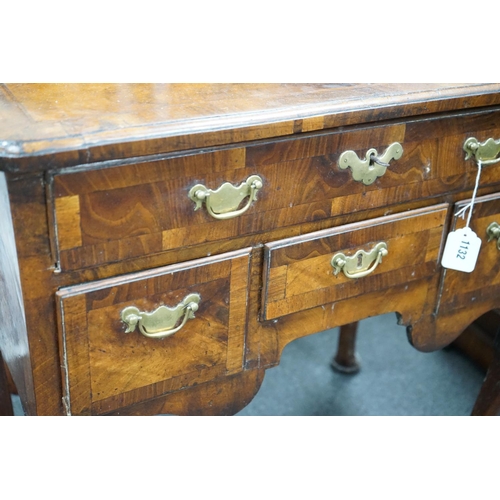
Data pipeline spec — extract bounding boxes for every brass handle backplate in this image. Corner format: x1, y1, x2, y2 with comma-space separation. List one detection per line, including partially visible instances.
464, 137, 500, 166
189, 175, 263, 220
486, 222, 500, 250
121, 293, 201, 339
338, 142, 403, 185
331, 242, 388, 279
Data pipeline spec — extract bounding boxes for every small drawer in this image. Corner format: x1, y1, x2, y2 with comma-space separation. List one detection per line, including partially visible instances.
55, 248, 251, 416
439, 192, 500, 314
262, 205, 448, 321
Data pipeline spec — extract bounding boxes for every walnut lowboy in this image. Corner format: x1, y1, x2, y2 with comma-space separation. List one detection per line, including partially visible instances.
2, 83, 500, 416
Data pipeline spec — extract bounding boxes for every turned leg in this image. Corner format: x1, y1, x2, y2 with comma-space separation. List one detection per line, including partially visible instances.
471, 329, 500, 416
0, 351, 14, 416
331, 321, 361, 374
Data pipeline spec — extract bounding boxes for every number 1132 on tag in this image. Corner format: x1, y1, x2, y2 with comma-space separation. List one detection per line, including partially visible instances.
441, 226, 482, 273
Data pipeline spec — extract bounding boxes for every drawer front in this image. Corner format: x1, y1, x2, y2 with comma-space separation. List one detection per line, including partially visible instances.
51, 109, 500, 272
56, 248, 251, 415
438, 192, 500, 314
262, 205, 448, 321
246, 109, 500, 216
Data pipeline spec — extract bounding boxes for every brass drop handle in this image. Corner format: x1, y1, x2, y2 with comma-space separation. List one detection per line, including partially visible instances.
189, 175, 263, 220
464, 137, 500, 166
331, 242, 388, 279
486, 222, 500, 250
338, 142, 403, 185
121, 293, 201, 339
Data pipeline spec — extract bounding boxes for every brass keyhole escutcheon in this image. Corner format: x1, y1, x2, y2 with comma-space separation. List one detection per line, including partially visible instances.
338, 143, 403, 185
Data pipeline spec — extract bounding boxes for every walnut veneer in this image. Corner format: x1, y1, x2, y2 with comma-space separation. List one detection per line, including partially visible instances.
1, 83, 500, 415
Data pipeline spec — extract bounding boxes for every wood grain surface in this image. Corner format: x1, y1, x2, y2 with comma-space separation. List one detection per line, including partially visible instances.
2, 84, 500, 415
56, 249, 251, 415
47, 108, 500, 272
2, 83, 500, 172
439, 192, 500, 310
262, 205, 448, 320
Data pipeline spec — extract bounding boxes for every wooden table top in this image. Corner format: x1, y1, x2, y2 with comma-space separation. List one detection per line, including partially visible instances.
2, 83, 500, 172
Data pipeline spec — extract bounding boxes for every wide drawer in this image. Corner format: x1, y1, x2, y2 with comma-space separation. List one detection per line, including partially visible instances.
51, 109, 500, 272
262, 205, 449, 321
55, 248, 251, 415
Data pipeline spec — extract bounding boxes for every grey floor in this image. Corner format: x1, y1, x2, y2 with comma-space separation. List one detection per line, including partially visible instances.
236, 313, 486, 416
11, 313, 486, 416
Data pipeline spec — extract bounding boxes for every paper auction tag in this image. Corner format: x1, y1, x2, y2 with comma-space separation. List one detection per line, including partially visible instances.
441, 226, 482, 273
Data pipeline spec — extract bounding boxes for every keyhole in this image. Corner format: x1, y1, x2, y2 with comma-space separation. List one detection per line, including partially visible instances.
357, 253, 363, 269
369, 153, 377, 167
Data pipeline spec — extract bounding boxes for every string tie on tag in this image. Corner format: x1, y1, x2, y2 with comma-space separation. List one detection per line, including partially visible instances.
455, 160, 482, 227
